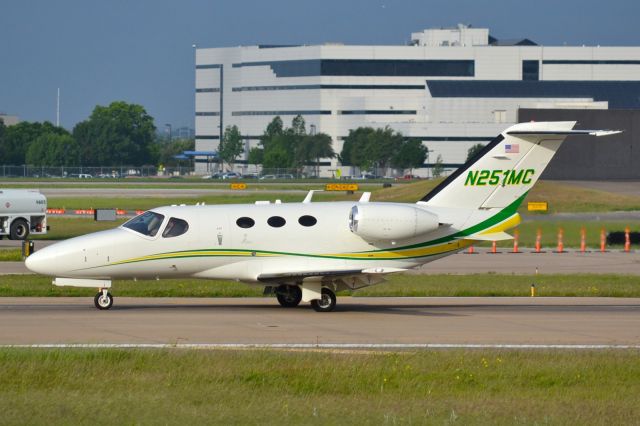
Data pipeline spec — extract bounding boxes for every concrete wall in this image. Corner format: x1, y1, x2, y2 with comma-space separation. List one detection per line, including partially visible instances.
519, 108, 640, 180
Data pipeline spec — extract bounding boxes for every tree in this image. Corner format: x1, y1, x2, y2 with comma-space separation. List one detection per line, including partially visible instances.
218, 125, 244, 170
156, 138, 195, 166
466, 143, 485, 162
432, 154, 445, 178
26, 132, 79, 166
339, 126, 403, 175
291, 115, 306, 136
264, 116, 283, 140
247, 147, 264, 171
391, 139, 428, 174
0, 121, 66, 165
73, 101, 156, 166
262, 143, 291, 169
307, 133, 335, 177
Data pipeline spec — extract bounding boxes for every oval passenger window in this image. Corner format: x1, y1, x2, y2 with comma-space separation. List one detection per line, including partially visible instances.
236, 217, 255, 229
267, 216, 286, 228
298, 215, 317, 227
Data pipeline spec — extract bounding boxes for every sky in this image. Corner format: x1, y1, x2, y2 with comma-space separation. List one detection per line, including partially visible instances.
1, 0, 639, 131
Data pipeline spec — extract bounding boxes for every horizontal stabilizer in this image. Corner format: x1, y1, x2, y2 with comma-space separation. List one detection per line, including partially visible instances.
507, 129, 622, 137
459, 231, 513, 242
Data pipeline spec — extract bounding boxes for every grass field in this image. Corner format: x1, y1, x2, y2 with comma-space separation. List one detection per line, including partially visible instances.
0, 249, 22, 261
32, 217, 127, 240
0, 348, 638, 424
2, 273, 639, 298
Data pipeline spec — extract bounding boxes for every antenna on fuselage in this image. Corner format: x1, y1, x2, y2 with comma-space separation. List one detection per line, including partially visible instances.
303, 190, 325, 203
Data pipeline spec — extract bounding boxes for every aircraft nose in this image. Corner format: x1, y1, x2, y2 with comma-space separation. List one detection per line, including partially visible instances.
24, 249, 52, 275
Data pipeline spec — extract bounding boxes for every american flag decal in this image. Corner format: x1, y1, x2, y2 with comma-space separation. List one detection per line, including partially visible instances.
505, 143, 519, 154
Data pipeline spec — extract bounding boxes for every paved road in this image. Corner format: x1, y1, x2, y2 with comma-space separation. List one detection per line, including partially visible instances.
38, 187, 308, 198
4, 249, 638, 275
0, 240, 57, 249
0, 297, 637, 345
410, 248, 640, 275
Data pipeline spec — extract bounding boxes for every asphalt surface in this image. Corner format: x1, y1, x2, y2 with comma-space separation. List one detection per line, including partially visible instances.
3, 249, 638, 275
38, 187, 307, 198
0, 297, 638, 345
0, 240, 56, 249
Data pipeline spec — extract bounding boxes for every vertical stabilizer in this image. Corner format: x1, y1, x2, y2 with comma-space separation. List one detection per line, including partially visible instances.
419, 121, 619, 210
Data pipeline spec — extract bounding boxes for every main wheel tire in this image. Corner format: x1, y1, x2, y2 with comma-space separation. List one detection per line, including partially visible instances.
94, 292, 114, 310
9, 219, 29, 240
310, 288, 336, 312
276, 285, 302, 308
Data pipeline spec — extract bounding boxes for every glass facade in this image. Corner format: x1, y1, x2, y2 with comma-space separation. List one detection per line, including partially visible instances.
232, 110, 331, 116
233, 59, 474, 77
232, 84, 425, 92
427, 80, 640, 108
339, 110, 416, 115
543, 60, 640, 65
522, 60, 539, 81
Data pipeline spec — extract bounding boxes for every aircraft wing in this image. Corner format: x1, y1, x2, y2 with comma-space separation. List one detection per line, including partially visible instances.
257, 266, 407, 289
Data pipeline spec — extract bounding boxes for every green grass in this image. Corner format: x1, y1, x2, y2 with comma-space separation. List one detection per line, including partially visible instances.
2, 274, 639, 298
32, 217, 127, 240
524, 181, 640, 213
0, 249, 22, 261
0, 348, 638, 425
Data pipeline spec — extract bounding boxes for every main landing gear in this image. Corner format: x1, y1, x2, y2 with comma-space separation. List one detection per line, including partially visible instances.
310, 288, 337, 313
94, 289, 113, 310
276, 285, 302, 308
274, 285, 337, 312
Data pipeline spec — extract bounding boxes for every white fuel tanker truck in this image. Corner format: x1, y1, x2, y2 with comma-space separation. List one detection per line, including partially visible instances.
0, 190, 48, 240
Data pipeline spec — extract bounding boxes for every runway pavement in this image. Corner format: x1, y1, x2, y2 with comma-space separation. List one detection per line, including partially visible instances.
0, 240, 56, 249
3, 248, 638, 275
0, 297, 638, 346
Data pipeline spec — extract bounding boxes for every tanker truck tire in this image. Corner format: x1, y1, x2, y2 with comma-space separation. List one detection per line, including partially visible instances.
10, 219, 29, 240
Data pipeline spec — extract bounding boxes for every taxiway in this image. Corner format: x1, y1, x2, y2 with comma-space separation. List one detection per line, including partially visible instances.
0, 297, 638, 346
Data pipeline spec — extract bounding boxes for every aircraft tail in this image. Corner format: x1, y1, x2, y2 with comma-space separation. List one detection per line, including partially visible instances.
419, 121, 620, 210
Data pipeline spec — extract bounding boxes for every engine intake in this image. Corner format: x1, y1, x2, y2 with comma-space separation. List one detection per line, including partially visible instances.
349, 204, 440, 241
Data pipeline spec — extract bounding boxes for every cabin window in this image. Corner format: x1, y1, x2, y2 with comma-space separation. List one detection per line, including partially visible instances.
122, 211, 165, 237
267, 216, 286, 228
236, 217, 255, 229
162, 217, 189, 238
298, 215, 317, 227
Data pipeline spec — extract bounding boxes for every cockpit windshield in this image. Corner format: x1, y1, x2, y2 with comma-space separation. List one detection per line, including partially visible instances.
122, 211, 165, 237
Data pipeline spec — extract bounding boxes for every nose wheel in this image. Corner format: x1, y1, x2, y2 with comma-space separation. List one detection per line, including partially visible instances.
94, 290, 113, 310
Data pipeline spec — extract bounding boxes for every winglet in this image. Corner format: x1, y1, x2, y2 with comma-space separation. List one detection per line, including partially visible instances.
359, 192, 371, 203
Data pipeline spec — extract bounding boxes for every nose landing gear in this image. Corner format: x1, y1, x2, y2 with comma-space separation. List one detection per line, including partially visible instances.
94, 289, 113, 310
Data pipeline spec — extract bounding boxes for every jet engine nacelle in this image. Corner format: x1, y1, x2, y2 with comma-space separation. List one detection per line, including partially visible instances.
349, 204, 440, 241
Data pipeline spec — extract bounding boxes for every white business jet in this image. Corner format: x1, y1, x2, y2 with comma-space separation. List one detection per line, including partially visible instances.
25, 122, 619, 311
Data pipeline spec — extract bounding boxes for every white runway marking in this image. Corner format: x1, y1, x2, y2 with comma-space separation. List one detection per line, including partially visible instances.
1, 343, 639, 350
